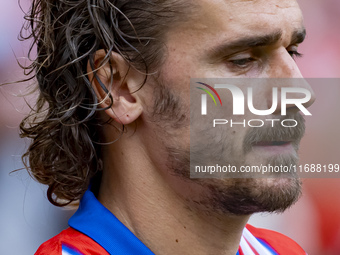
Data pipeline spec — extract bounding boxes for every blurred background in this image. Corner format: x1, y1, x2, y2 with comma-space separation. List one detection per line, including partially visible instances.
0, 0, 339, 254
0, 1, 74, 255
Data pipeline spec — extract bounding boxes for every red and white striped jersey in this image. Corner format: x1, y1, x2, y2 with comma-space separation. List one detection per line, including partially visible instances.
36, 190, 307, 255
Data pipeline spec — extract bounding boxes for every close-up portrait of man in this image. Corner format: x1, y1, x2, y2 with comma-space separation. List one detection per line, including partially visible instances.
1, 0, 339, 254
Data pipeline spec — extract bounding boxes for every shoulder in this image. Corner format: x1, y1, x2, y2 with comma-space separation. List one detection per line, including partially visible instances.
246, 224, 307, 255
35, 227, 110, 255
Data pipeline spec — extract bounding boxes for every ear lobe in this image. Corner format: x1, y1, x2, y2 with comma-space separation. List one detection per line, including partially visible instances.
108, 95, 143, 125
87, 50, 143, 125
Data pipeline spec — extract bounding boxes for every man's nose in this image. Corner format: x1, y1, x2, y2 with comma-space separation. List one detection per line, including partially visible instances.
268, 49, 316, 114
270, 48, 304, 78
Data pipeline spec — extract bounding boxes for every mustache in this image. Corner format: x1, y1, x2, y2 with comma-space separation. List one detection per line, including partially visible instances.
243, 113, 306, 154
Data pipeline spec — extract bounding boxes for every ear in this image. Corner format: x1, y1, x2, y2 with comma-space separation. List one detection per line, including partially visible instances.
87, 50, 144, 125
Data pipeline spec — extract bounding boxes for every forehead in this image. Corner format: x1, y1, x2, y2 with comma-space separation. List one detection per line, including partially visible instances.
193, 0, 302, 28
166, 0, 303, 46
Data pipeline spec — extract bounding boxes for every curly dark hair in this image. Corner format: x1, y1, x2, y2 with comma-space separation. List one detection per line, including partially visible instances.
19, 0, 194, 206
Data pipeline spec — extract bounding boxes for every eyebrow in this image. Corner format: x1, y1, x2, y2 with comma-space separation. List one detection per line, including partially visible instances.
207, 28, 306, 60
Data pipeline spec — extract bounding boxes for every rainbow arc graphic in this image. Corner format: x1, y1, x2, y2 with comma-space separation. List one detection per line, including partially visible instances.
196, 82, 222, 115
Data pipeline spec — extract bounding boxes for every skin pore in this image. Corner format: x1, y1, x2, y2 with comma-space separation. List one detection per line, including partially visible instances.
93, 0, 316, 254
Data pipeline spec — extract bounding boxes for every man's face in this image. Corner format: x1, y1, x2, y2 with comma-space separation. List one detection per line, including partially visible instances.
140, 0, 315, 215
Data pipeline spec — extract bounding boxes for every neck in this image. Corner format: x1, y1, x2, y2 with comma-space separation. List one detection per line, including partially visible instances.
98, 137, 249, 255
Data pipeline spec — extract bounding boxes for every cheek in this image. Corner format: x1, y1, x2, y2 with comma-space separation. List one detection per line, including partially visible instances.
160, 41, 207, 86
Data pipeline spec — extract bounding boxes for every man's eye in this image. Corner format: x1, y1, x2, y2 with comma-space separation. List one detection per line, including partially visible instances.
287, 48, 303, 60
229, 58, 255, 67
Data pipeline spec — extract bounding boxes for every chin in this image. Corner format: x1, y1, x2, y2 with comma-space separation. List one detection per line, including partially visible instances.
203, 176, 302, 216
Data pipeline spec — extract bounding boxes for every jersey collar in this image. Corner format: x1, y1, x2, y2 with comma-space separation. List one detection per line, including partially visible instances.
69, 190, 276, 255
69, 190, 155, 255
